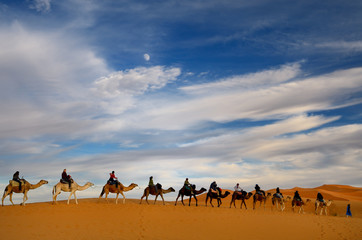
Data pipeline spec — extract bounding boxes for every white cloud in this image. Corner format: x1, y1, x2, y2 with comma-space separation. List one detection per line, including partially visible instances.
94, 66, 180, 98
28, 0, 51, 13
129, 66, 362, 130
315, 41, 362, 52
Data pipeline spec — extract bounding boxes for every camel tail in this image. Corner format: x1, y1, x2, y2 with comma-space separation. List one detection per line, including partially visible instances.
100, 186, 105, 197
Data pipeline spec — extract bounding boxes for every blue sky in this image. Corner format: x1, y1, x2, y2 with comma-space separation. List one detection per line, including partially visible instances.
1, 0, 362, 203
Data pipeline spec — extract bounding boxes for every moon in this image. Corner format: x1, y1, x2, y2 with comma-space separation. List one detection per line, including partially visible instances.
143, 53, 150, 61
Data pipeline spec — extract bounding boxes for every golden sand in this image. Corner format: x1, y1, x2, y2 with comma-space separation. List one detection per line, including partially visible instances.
1, 185, 361, 240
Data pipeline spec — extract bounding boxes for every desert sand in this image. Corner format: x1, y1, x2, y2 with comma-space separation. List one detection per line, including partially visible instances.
1, 185, 361, 240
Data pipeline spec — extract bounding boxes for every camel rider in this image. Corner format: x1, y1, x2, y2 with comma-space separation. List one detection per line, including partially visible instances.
184, 178, 194, 194
209, 181, 220, 197
234, 183, 243, 195
275, 187, 283, 198
255, 184, 265, 196
12, 171, 22, 191
149, 176, 157, 193
62, 169, 72, 189
317, 192, 324, 203
293, 190, 302, 202
108, 171, 119, 188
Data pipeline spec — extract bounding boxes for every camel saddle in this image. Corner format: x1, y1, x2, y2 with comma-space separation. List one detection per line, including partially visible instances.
60, 178, 74, 184
9, 179, 26, 187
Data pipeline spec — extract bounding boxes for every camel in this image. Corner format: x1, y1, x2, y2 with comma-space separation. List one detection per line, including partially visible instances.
140, 184, 175, 205
253, 192, 271, 209
205, 188, 231, 207
99, 182, 138, 204
292, 198, 311, 213
52, 181, 94, 204
229, 191, 253, 209
175, 185, 207, 206
315, 199, 333, 215
271, 193, 286, 211
2, 179, 48, 206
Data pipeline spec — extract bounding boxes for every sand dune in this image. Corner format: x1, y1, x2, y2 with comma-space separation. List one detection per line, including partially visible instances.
1, 184, 361, 240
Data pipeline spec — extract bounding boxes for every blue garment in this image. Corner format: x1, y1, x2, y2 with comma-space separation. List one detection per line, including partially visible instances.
346, 205, 352, 217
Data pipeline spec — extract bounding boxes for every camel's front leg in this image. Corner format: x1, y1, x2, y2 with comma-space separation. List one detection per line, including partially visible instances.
120, 192, 126, 204
194, 195, 198, 206
105, 192, 109, 203
154, 194, 158, 204
21, 191, 29, 206
67, 191, 74, 204
74, 192, 78, 204
160, 193, 165, 205
115, 193, 119, 204
181, 195, 185, 206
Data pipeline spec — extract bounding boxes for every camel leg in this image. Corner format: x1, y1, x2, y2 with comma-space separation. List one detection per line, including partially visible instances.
140, 194, 145, 204
67, 192, 74, 204
74, 192, 78, 204
193, 195, 198, 206
21, 191, 28, 206
9, 192, 15, 206
2, 191, 9, 206
115, 193, 119, 204
175, 193, 180, 206
120, 192, 126, 204
105, 192, 109, 203
243, 200, 247, 209
180, 194, 185, 206
145, 194, 149, 205
210, 198, 214, 207
205, 195, 208, 207
154, 194, 158, 204
160, 193, 165, 205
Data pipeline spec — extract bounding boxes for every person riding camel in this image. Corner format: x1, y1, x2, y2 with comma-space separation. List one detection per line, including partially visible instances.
12, 171, 22, 191
209, 181, 220, 198
293, 190, 302, 202
61, 169, 72, 189
275, 187, 283, 198
317, 192, 324, 203
184, 178, 194, 195
108, 171, 119, 188
149, 176, 157, 193
255, 184, 265, 196
234, 183, 243, 195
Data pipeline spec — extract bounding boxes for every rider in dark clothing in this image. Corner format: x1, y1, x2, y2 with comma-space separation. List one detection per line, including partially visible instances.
275, 187, 283, 198
317, 192, 324, 203
255, 184, 266, 196
62, 169, 72, 189
293, 190, 302, 201
12, 171, 22, 191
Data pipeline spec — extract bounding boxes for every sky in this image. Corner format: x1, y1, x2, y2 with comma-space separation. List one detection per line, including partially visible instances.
0, 0, 362, 204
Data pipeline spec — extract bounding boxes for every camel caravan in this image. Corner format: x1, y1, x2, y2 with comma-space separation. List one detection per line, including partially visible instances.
2, 172, 334, 215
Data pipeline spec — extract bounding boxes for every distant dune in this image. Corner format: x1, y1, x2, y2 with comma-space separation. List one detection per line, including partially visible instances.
1, 184, 361, 240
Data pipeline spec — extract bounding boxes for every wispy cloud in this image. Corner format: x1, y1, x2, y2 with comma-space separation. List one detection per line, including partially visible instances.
28, 0, 51, 13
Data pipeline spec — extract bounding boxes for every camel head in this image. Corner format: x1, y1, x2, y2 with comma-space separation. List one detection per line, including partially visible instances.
40, 180, 49, 185
169, 187, 175, 192
130, 183, 138, 187
200, 187, 207, 192
246, 192, 253, 199
224, 191, 231, 197
86, 182, 95, 187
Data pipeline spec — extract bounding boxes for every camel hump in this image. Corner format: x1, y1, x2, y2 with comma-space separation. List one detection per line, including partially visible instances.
156, 183, 162, 189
